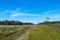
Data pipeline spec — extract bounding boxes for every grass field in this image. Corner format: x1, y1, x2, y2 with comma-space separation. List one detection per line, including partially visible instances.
28, 25, 60, 40
0, 25, 30, 40
0, 25, 60, 40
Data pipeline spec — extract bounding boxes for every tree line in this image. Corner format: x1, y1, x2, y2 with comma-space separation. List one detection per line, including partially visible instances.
39, 21, 60, 25
0, 20, 34, 25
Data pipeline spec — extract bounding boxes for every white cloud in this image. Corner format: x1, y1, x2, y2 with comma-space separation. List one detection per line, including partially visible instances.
8, 8, 41, 17
11, 13, 41, 17
41, 8, 60, 21
1, 8, 60, 21
0, 8, 42, 18
1, 8, 60, 23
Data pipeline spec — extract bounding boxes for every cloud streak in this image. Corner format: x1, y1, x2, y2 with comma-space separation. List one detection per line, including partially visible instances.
0, 8, 42, 18
11, 13, 41, 17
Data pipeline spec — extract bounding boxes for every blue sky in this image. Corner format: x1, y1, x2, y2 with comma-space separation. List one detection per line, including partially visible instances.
0, 0, 60, 24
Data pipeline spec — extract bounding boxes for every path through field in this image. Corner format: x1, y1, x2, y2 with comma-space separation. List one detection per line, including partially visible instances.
15, 30, 29, 40
15, 25, 33, 40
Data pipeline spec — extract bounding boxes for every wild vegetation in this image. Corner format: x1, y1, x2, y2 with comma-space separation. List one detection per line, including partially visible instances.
28, 25, 60, 40
0, 25, 30, 40
0, 21, 60, 40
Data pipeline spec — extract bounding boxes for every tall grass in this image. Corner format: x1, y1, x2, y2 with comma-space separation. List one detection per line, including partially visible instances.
0, 25, 30, 40
28, 25, 60, 40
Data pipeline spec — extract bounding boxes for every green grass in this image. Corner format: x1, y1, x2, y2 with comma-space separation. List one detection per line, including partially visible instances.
29, 25, 60, 40
0, 25, 60, 40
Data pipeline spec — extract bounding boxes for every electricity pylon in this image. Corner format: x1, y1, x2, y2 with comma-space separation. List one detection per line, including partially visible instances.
45, 16, 50, 22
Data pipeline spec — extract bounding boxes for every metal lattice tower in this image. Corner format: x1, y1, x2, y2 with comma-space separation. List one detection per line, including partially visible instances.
45, 16, 50, 22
